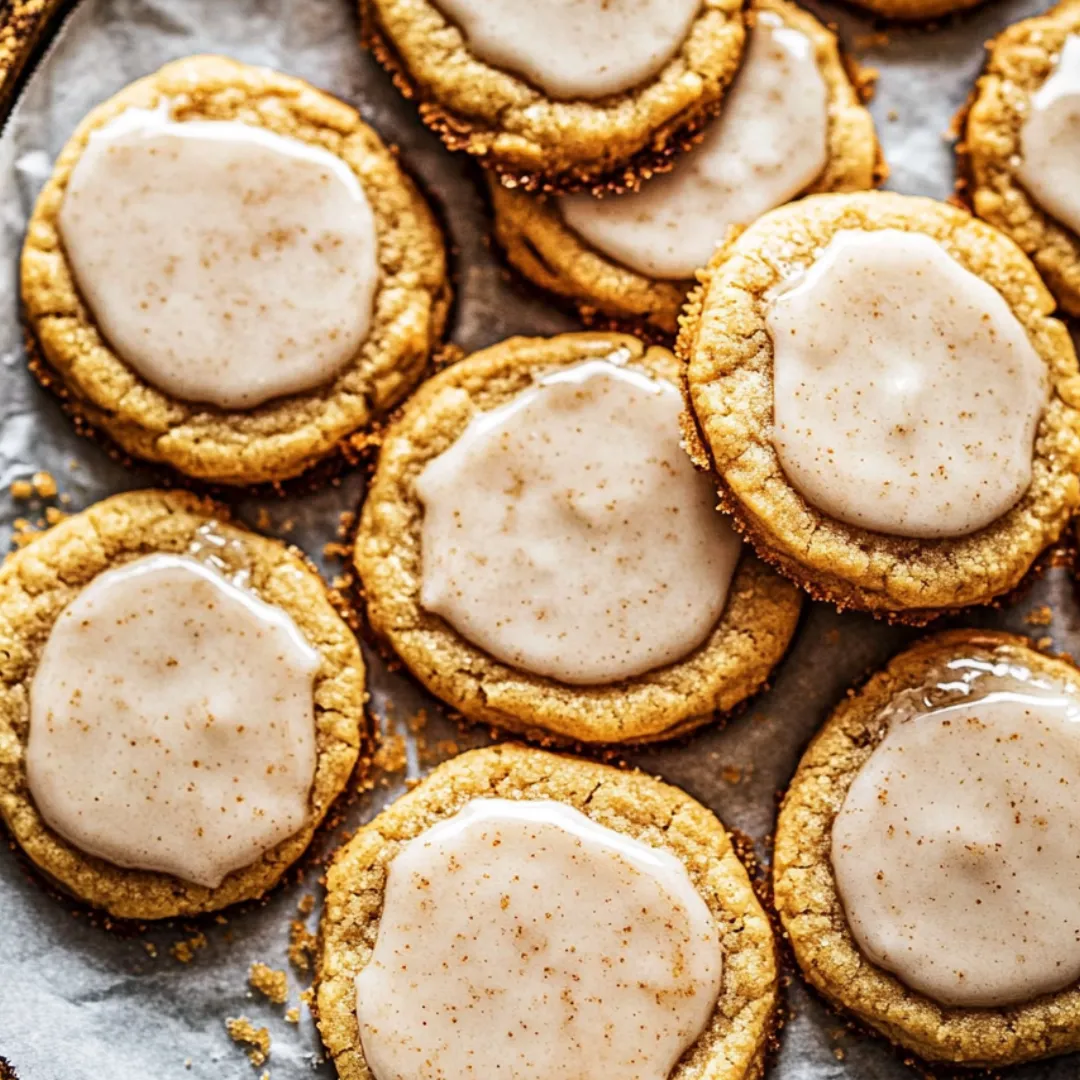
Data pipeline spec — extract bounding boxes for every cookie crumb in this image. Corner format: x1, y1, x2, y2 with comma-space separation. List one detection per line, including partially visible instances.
285, 1007, 300, 1025
372, 732, 407, 775
170, 932, 208, 963
249, 962, 288, 1005
300, 987, 315, 1008
1026, 605, 1053, 627
288, 920, 317, 971
297, 894, 315, 917
32, 471, 57, 498
9, 480, 33, 499
226, 1017, 271, 1068
143, 941, 158, 958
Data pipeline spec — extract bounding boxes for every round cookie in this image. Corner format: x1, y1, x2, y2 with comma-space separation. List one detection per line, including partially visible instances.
774, 630, 1080, 1066
491, 0, 882, 336
360, 0, 746, 193
21, 54, 450, 487
0, 489, 366, 919
318, 742, 778, 1080
355, 331, 802, 744
678, 190, 1080, 621
964, 0, 1080, 315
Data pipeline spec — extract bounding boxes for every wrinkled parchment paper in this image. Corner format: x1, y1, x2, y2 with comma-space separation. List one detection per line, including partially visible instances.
0, 0, 1076, 1077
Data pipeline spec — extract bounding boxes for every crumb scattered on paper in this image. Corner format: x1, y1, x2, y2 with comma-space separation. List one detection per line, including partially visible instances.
297, 894, 315, 917
373, 732, 407, 775
285, 1007, 300, 1024
249, 963, 288, 1005
170, 932, 208, 963
1026, 605, 1053, 627
226, 1017, 270, 1068
288, 921, 317, 972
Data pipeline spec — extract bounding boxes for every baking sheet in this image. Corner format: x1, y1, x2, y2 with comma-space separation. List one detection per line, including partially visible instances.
0, 0, 1076, 1076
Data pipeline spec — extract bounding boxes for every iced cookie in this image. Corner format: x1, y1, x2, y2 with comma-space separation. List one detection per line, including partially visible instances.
679, 190, 1080, 621
492, 0, 881, 335
360, 0, 746, 192
774, 630, 1080, 1066
318, 743, 777, 1080
21, 54, 450, 486
964, 0, 1080, 314
355, 332, 802, 744
0, 489, 366, 919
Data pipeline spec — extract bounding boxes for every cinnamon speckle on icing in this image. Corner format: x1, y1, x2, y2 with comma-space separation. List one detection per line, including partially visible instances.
355, 798, 722, 1080
414, 358, 741, 684
26, 553, 320, 888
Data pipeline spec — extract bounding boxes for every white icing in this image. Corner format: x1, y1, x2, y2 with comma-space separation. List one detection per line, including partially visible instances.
59, 106, 379, 410
26, 554, 320, 888
560, 12, 829, 279
768, 229, 1046, 538
832, 656, 1080, 1007
431, 0, 701, 99
356, 798, 723, 1080
415, 358, 741, 685
1019, 34, 1080, 236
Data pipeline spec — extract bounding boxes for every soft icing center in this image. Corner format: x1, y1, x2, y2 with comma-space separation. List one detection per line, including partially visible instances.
355, 798, 723, 1080
1018, 35, 1080, 237
832, 656, 1080, 1008
560, 12, 829, 279
58, 106, 379, 410
26, 553, 320, 889
768, 228, 1046, 538
431, 0, 701, 99
415, 358, 741, 685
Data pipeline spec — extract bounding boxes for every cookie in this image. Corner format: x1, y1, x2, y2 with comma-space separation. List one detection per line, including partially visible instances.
360, 0, 747, 193
355, 331, 802, 744
491, 0, 881, 336
0, 489, 366, 919
21, 54, 450, 486
963, 0, 1080, 315
318, 743, 777, 1080
679, 190, 1080, 621
774, 630, 1080, 1066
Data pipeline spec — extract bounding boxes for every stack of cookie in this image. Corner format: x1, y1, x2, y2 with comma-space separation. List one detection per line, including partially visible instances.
6, 0, 1080, 1076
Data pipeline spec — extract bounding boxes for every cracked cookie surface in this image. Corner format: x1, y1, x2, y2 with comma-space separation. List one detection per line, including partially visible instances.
490, 0, 882, 336
354, 331, 802, 745
964, 0, 1080, 315
359, 0, 746, 192
317, 742, 777, 1080
21, 54, 450, 487
773, 630, 1080, 1066
0, 489, 366, 919
678, 190, 1080, 621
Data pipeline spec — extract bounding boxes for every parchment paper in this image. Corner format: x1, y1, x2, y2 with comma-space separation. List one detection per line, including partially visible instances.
0, 0, 1076, 1077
